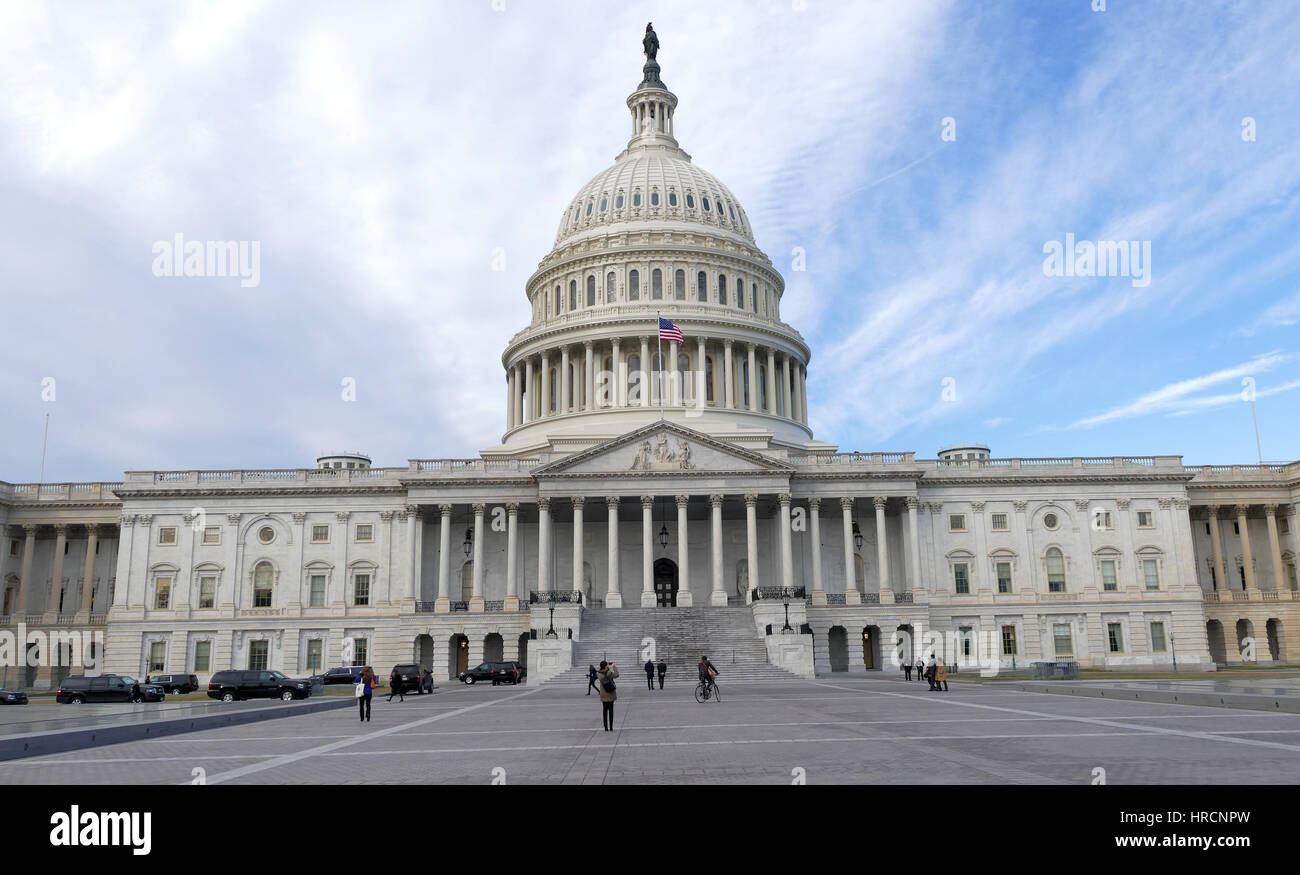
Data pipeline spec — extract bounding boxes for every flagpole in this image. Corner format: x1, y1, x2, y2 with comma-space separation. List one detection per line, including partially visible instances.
656, 311, 665, 420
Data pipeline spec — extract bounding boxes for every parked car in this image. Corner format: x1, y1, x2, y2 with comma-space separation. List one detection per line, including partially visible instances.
56, 675, 165, 704
389, 663, 433, 694
0, 688, 28, 705
458, 661, 522, 685
146, 673, 200, 695
206, 670, 312, 702
318, 665, 367, 686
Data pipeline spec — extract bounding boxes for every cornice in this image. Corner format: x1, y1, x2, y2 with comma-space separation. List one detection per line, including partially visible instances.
918, 472, 1197, 486
110, 485, 407, 500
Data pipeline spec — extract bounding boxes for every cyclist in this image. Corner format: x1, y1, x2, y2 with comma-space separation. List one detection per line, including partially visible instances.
697, 655, 718, 698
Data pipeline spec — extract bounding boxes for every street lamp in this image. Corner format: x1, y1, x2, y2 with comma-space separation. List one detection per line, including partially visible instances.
546, 604, 557, 639
462, 527, 473, 558
1171, 632, 1177, 672
782, 597, 793, 632
852, 521, 863, 550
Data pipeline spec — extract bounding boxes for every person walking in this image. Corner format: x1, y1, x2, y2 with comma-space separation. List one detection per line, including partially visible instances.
903, 659, 912, 681
936, 658, 948, 692
355, 666, 376, 722
925, 654, 938, 692
644, 658, 656, 690
656, 658, 667, 689
586, 664, 599, 696
596, 660, 619, 731
387, 667, 405, 703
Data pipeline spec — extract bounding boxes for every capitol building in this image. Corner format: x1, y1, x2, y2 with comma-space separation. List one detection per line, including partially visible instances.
2, 30, 1298, 690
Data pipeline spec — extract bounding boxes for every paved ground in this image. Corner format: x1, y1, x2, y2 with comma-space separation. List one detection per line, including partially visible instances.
6, 676, 1300, 784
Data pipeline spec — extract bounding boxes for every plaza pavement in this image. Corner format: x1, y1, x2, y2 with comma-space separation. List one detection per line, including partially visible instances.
5, 675, 1300, 785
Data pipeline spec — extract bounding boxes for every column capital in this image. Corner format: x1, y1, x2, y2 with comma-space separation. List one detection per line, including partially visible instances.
225, 513, 240, 526
808, 497, 821, 512
905, 496, 920, 510
571, 496, 586, 509
506, 501, 520, 514
438, 503, 453, 516
640, 495, 655, 509
873, 496, 888, 510
604, 495, 621, 507
638, 335, 649, 343
405, 503, 420, 515
1116, 498, 1131, 510
137, 514, 153, 526
1074, 499, 1090, 511
538, 496, 552, 511
51, 522, 69, 533
777, 493, 792, 506
1234, 503, 1251, 516
1174, 498, 1190, 510
709, 494, 724, 508
84, 523, 102, 536
675, 494, 690, 509
723, 338, 734, 349
840, 496, 855, 510
1263, 503, 1279, 516
472, 502, 486, 515
119, 515, 136, 528
1207, 503, 1222, 516
1157, 497, 1173, 509
291, 512, 307, 524
336, 511, 351, 522
1013, 500, 1029, 512
744, 493, 759, 507
970, 501, 985, 512
584, 339, 594, 351
379, 510, 395, 522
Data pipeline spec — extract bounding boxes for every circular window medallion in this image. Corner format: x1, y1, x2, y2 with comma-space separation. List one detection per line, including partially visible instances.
1043, 513, 1059, 531
258, 526, 275, 544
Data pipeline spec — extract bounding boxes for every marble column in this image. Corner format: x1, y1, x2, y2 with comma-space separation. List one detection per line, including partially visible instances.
541, 352, 552, 417
747, 343, 758, 411
611, 339, 623, 408
504, 503, 519, 611
560, 346, 571, 413
745, 493, 760, 600
781, 354, 792, 417
1236, 504, 1256, 590
639, 336, 650, 408
675, 495, 692, 606
16, 525, 36, 615
605, 496, 622, 608
80, 524, 99, 615
436, 505, 452, 612
907, 497, 922, 593
1265, 505, 1285, 592
506, 368, 516, 430
710, 494, 726, 606
842, 498, 860, 605
571, 497, 585, 599
778, 494, 794, 589
470, 503, 486, 611
584, 341, 595, 411
875, 496, 890, 597
538, 497, 552, 592
1208, 505, 1228, 590
641, 496, 656, 607
695, 335, 707, 409
799, 365, 809, 422
50, 524, 68, 615
669, 340, 679, 407
766, 347, 777, 414
723, 340, 735, 409
810, 499, 825, 605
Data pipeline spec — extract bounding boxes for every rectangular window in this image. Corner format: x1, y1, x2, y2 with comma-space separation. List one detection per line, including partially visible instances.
996, 561, 1012, 594
1053, 624, 1073, 657
202, 526, 221, 545
158, 527, 177, 546
148, 641, 166, 673
312, 525, 330, 543
1142, 558, 1160, 590
1107, 622, 1124, 653
306, 639, 323, 672
1149, 622, 1167, 653
354, 638, 368, 667
1288, 564, 1297, 591
1136, 511, 1153, 528
248, 640, 269, 671
154, 577, 172, 610
1100, 559, 1117, 592
198, 575, 216, 609
1001, 625, 1018, 656
949, 514, 966, 532
310, 574, 327, 607
1239, 566, 1247, 588
959, 629, 972, 657
194, 640, 212, 672
8, 540, 16, 556
1047, 553, 1066, 592
1094, 511, 1112, 529
355, 524, 374, 543
991, 513, 1008, 532
354, 574, 371, 606
1279, 516, 1290, 535
953, 563, 969, 594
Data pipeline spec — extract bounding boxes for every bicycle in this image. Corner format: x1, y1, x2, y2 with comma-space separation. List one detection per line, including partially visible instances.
693, 679, 721, 703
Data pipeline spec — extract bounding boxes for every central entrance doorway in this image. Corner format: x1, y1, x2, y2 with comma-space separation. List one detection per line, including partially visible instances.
654, 558, 679, 607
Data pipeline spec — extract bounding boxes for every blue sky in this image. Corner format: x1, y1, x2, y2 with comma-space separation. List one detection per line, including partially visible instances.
0, 0, 1297, 481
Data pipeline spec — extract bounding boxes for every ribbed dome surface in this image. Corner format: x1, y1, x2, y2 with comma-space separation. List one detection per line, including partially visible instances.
554, 150, 755, 247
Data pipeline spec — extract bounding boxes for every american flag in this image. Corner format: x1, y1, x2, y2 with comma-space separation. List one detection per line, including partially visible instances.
658, 316, 684, 344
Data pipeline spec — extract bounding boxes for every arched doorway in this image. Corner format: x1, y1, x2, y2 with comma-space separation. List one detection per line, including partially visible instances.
414, 634, 433, 671
896, 625, 914, 667
861, 626, 880, 670
1235, 619, 1255, 661
654, 558, 679, 607
448, 634, 469, 678
484, 633, 504, 663
1266, 619, 1283, 661
828, 626, 848, 672
517, 633, 529, 674
1205, 620, 1227, 664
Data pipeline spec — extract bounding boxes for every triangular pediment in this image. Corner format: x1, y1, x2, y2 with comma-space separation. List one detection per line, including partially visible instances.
533, 422, 793, 477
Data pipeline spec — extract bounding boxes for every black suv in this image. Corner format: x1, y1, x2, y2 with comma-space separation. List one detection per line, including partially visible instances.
389, 664, 434, 694
56, 675, 165, 704
206, 670, 313, 702
458, 661, 523, 685
146, 673, 200, 694
318, 665, 367, 686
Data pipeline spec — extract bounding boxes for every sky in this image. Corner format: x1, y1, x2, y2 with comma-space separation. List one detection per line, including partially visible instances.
1, 0, 1297, 481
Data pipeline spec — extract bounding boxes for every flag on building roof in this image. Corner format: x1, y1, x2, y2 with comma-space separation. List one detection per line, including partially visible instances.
658, 316, 684, 344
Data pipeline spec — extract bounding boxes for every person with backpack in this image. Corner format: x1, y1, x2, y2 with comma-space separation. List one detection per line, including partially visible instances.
596, 660, 619, 731
586, 664, 599, 696
698, 655, 718, 697
644, 658, 656, 690
387, 666, 405, 703
355, 666, 376, 721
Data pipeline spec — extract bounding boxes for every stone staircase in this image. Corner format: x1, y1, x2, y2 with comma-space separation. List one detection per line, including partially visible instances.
539, 606, 803, 686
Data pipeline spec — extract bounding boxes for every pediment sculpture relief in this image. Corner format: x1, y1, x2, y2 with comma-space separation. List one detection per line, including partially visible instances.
630, 434, 693, 471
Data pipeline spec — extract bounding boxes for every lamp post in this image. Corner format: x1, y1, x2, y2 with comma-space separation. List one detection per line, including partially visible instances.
852, 521, 863, 550
463, 528, 472, 558
546, 603, 557, 639
1171, 632, 1177, 672
782, 597, 792, 632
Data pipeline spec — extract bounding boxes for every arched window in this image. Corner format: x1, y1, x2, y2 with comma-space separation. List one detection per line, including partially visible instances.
585, 200, 592, 217
705, 356, 715, 402
628, 354, 641, 403
652, 269, 663, 299
616, 193, 624, 209
553, 284, 560, 316
677, 352, 690, 399
752, 283, 759, 312
718, 273, 727, 305
703, 196, 711, 212
737, 280, 745, 309
569, 280, 577, 310
758, 364, 768, 410
567, 362, 576, 410
628, 269, 640, 300
606, 272, 616, 303
253, 561, 274, 608
586, 275, 596, 307
651, 190, 660, 207
633, 191, 642, 207
686, 193, 695, 209
674, 269, 685, 300
697, 271, 707, 302
669, 190, 678, 207
1046, 548, 1066, 592
599, 197, 607, 212
741, 359, 750, 407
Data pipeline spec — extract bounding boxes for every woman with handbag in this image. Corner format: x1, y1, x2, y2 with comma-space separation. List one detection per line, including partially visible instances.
355, 666, 376, 722
596, 660, 619, 731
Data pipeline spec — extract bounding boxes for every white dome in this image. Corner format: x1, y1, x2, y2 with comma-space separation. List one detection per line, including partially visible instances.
555, 150, 756, 248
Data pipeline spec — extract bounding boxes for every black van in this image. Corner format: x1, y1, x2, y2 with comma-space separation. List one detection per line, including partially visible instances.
56, 675, 165, 704
146, 673, 200, 694
207, 670, 312, 702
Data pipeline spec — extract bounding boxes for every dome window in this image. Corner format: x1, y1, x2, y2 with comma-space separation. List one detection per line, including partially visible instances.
718, 273, 727, 305
697, 271, 707, 302
651, 268, 663, 299
629, 269, 640, 300
674, 269, 685, 300
569, 280, 577, 310
585, 201, 593, 217
616, 193, 625, 209
651, 191, 660, 207
600, 197, 607, 212
728, 204, 737, 222
606, 272, 616, 303
586, 275, 596, 307
686, 193, 695, 209
633, 191, 642, 207
702, 196, 711, 212
669, 191, 678, 207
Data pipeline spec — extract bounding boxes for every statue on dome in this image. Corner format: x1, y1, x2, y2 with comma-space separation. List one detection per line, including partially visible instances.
643, 23, 659, 61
